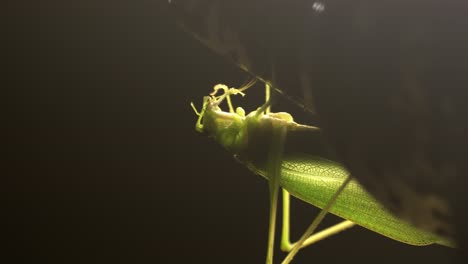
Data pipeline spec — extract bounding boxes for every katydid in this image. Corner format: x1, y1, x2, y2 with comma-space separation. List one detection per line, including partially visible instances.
190, 82, 454, 264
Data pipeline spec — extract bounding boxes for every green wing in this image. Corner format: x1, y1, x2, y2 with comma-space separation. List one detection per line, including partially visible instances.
245, 154, 454, 247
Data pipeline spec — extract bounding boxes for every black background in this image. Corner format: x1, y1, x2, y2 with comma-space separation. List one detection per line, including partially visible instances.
4, 1, 458, 263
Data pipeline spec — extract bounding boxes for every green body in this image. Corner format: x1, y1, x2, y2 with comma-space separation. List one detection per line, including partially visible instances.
244, 154, 452, 247
192, 84, 453, 254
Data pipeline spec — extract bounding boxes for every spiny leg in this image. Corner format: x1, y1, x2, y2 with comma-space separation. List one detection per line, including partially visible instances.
281, 175, 353, 264
266, 76, 349, 255
261, 80, 351, 260
265, 124, 287, 264
264, 80, 284, 264
280, 187, 355, 251
262, 80, 344, 263
299, 220, 355, 248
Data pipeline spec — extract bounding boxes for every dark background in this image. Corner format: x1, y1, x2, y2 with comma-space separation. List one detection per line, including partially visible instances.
4, 1, 458, 263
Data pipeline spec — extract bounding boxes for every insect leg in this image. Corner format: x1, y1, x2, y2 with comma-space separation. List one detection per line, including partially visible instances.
280, 190, 355, 252
281, 175, 353, 264
265, 125, 287, 264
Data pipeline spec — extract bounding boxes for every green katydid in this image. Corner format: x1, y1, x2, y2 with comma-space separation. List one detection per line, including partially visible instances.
190, 82, 454, 264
